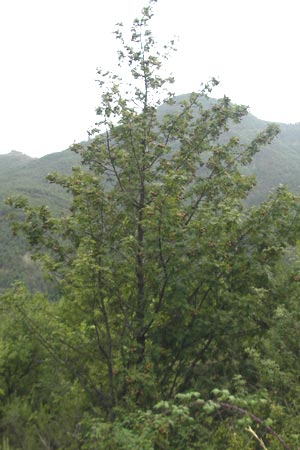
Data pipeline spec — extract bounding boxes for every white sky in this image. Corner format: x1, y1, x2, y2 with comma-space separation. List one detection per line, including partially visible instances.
0, 0, 300, 157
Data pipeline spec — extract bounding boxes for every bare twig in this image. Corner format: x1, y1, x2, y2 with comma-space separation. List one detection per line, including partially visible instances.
246, 426, 268, 450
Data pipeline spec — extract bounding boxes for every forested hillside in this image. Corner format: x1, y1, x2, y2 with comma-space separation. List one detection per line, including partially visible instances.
0, 149, 80, 289
2, 3, 300, 449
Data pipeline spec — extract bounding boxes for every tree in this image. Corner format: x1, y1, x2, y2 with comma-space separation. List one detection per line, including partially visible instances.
6, 1, 300, 448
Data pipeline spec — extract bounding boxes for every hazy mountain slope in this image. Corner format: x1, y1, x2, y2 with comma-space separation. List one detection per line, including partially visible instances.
0, 148, 80, 291
226, 114, 300, 203
161, 94, 300, 203
0, 149, 80, 210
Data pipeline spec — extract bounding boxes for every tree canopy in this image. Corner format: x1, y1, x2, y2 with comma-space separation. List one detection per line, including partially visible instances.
3, 1, 300, 448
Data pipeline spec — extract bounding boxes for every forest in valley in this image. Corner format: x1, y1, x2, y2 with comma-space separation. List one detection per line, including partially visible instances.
2, 2, 300, 449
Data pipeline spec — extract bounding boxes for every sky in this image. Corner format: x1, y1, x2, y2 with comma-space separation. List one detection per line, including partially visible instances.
0, 0, 300, 157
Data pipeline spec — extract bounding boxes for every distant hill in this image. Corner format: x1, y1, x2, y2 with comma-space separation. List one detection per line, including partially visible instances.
0, 149, 80, 210
0, 148, 80, 291
1, 95, 300, 290
161, 94, 300, 204
225, 110, 300, 204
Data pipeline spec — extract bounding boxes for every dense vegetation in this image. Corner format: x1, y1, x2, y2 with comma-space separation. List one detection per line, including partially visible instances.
3, 103, 300, 293
2, 2, 300, 448
3, 105, 300, 292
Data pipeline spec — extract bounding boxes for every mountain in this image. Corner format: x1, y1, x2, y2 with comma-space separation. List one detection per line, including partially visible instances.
0, 149, 80, 210
165, 94, 300, 204
226, 112, 300, 204
0, 149, 80, 291
1, 96, 300, 290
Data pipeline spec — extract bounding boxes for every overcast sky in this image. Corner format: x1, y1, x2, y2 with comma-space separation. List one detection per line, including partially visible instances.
0, 0, 299, 157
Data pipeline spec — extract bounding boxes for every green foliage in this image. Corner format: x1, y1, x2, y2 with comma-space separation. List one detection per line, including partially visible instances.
0, 285, 91, 449
2, 1, 300, 449
3, 105, 300, 292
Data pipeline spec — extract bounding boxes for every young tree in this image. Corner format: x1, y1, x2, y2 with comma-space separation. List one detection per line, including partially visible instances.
6, 1, 300, 447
